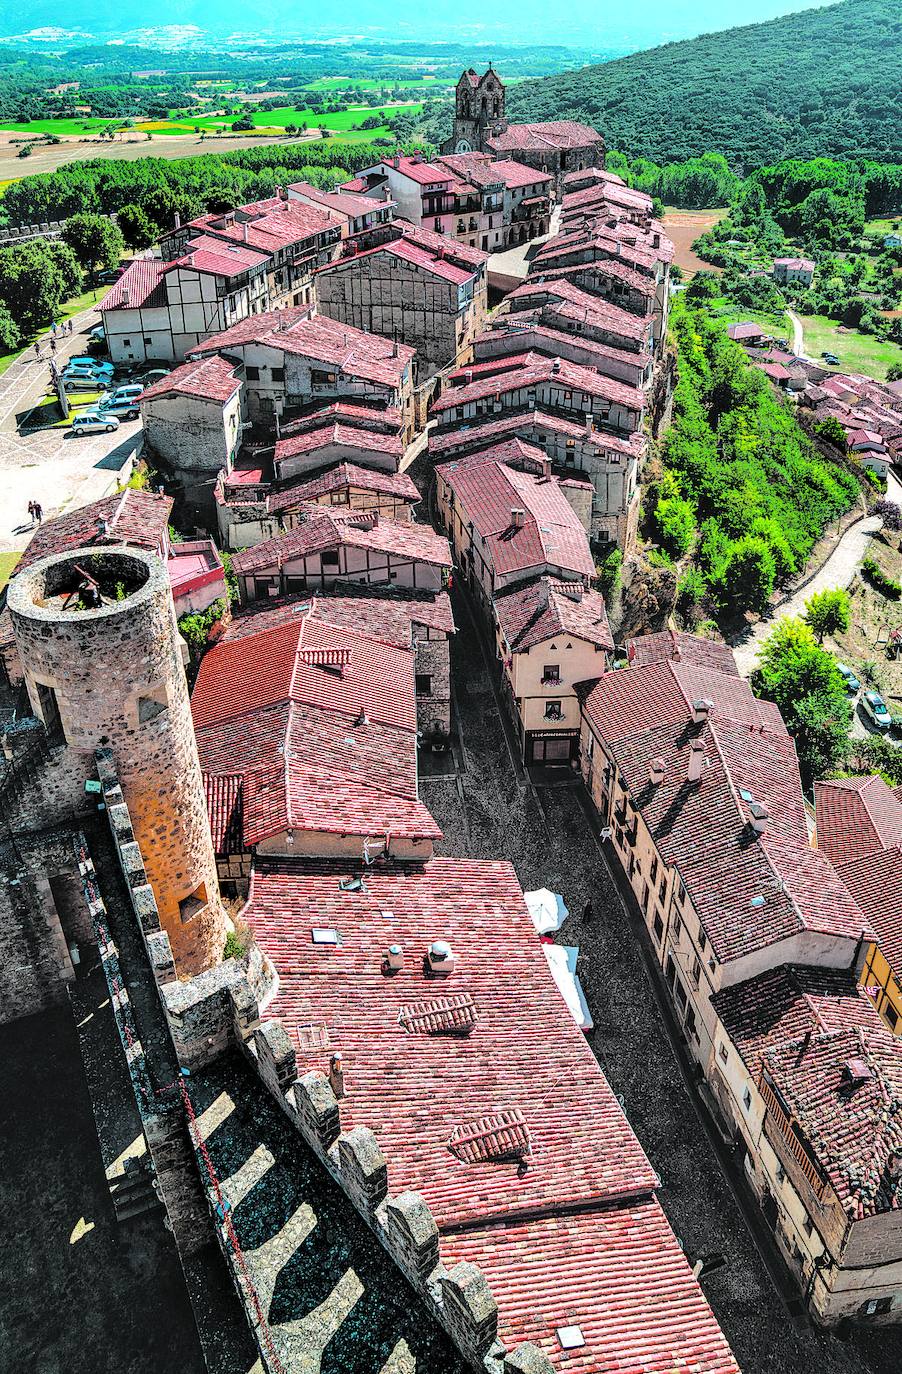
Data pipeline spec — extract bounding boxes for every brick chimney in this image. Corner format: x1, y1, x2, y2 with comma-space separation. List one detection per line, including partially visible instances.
687, 741, 705, 783
510, 508, 526, 529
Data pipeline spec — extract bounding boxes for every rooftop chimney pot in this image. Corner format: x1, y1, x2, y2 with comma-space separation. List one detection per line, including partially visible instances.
328, 1052, 345, 1098
687, 741, 705, 783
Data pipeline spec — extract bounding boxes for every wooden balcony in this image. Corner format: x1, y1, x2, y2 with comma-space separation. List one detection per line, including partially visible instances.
759, 1073, 829, 1200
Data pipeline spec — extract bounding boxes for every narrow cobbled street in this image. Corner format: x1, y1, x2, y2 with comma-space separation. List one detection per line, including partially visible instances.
420, 583, 902, 1374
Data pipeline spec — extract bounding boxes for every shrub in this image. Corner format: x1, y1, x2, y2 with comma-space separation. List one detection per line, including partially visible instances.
178, 598, 228, 658
803, 587, 850, 642
654, 496, 696, 558
862, 557, 902, 599
876, 499, 902, 532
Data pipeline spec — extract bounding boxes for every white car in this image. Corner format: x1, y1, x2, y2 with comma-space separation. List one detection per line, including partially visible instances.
861, 690, 893, 731
70, 412, 120, 435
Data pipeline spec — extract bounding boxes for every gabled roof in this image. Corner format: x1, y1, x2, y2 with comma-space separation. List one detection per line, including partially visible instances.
99, 258, 168, 312
191, 308, 414, 389
762, 1025, 902, 1218
230, 508, 451, 577
141, 354, 241, 405
191, 198, 338, 254
14, 489, 172, 574
266, 462, 419, 514
437, 456, 595, 583
582, 653, 871, 964
485, 120, 603, 153
431, 354, 643, 415
274, 421, 404, 467
429, 407, 644, 460
835, 845, 902, 976
503, 277, 649, 344
223, 589, 454, 648
495, 576, 613, 654
626, 629, 740, 676
244, 856, 659, 1227
169, 233, 270, 279
192, 610, 439, 846
815, 775, 902, 867
530, 256, 656, 300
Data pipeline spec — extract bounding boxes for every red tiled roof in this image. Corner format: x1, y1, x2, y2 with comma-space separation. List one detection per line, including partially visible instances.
274, 422, 403, 467
504, 278, 649, 344
728, 322, 768, 341
193, 611, 439, 845
443, 1201, 738, 1374
531, 257, 656, 300
194, 199, 337, 255
244, 856, 660, 1226
476, 321, 652, 377
429, 408, 645, 460
395, 219, 489, 269
626, 630, 740, 676
99, 258, 168, 312
713, 965, 885, 1081
495, 576, 613, 654
223, 590, 454, 647
141, 354, 240, 404
382, 154, 452, 186
582, 657, 871, 963
169, 233, 270, 279
762, 1025, 902, 1218
438, 457, 595, 582
203, 772, 243, 853
431, 354, 643, 415
835, 846, 902, 976
322, 234, 481, 287
287, 181, 384, 219
14, 490, 172, 573
266, 463, 419, 514
230, 509, 450, 577
191, 308, 414, 389
814, 776, 902, 867
533, 230, 659, 276
485, 120, 603, 153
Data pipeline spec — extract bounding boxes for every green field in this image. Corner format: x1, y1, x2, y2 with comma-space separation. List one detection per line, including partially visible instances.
0, 101, 423, 140
798, 314, 902, 380
706, 297, 791, 343
0, 117, 122, 135
304, 76, 445, 91
0, 551, 20, 591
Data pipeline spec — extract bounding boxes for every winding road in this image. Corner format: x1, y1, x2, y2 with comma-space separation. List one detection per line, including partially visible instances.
732, 468, 902, 678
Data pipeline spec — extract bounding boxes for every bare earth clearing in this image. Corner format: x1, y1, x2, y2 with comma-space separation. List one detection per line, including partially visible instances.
662, 207, 726, 276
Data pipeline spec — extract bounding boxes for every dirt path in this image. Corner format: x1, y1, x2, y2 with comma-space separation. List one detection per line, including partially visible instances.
732, 469, 902, 677
787, 308, 807, 359
661, 207, 726, 277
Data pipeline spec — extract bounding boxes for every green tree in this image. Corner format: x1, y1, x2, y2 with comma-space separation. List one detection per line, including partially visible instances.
754, 617, 851, 782
803, 587, 850, 642
62, 212, 125, 279
654, 495, 696, 558
716, 536, 776, 615
0, 241, 64, 333
0, 302, 20, 353
117, 203, 156, 251
47, 241, 83, 300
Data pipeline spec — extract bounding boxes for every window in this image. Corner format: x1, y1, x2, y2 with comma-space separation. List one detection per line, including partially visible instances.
691, 956, 702, 986
122, 338, 131, 346
718, 1043, 728, 1064
776, 1164, 786, 1185
803, 1218, 814, 1237
138, 686, 168, 723
699, 929, 708, 954
542, 664, 560, 684
653, 911, 664, 943
415, 674, 433, 696
245, 365, 260, 381
743, 1088, 752, 1112
544, 700, 563, 721
320, 550, 340, 567
672, 913, 682, 939
144, 336, 152, 345
312, 369, 337, 385
862, 1297, 893, 1317
179, 884, 207, 923
658, 875, 667, 901
677, 880, 687, 905
271, 367, 285, 383
36, 682, 65, 745
650, 856, 658, 885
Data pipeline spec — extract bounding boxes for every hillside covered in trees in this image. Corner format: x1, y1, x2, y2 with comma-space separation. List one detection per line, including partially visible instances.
507, 0, 902, 171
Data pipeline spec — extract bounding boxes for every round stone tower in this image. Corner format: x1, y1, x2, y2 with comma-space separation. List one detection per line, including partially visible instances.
8, 547, 226, 976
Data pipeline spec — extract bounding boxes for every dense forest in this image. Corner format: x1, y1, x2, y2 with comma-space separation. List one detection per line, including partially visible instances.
506, 0, 902, 171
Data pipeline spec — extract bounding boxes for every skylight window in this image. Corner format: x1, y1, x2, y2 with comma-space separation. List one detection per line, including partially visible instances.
311, 927, 342, 945
557, 1326, 586, 1351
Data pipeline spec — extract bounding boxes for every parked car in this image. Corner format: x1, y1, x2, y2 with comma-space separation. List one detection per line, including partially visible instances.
138, 367, 170, 386
61, 375, 109, 392
67, 355, 102, 369
836, 662, 861, 694
64, 361, 114, 381
822, 351, 841, 366
98, 385, 143, 420
861, 690, 893, 731
97, 266, 127, 284
70, 412, 120, 435
88, 325, 106, 342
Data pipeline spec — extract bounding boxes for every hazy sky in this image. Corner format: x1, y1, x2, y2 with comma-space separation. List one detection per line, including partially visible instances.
3, 0, 836, 49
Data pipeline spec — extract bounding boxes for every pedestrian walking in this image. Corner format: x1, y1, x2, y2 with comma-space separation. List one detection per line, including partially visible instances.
27, 500, 35, 523
51, 321, 57, 337
33, 342, 40, 360
49, 337, 56, 355
33, 501, 43, 524
68, 319, 74, 335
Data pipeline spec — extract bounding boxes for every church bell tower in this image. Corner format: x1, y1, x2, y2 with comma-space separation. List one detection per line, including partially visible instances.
446, 66, 506, 154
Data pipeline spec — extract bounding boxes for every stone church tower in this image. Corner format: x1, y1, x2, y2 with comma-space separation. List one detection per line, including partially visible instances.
447, 66, 507, 154
8, 546, 226, 976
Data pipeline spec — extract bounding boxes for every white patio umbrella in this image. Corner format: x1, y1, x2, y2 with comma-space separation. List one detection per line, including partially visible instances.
524, 887, 569, 935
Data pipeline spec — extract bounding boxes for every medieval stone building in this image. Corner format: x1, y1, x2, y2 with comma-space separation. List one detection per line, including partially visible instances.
442, 67, 604, 188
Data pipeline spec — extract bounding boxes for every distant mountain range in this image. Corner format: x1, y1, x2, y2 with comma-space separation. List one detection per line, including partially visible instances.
507, 0, 902, 170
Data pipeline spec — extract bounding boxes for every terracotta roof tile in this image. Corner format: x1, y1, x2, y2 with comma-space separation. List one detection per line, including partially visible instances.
230, 508, 450, 577
141, 354, 240, 404
266, 462, 418, 514
626, 630, 740, 675
431, 353, 643, 415
429, 408, 644, 460
14, 490, 172, 573
504, 278, 649, 343
835, 846, 902, 975
815, 776, 902, 867
495, 576, 613, 654
99, 258, 167, 311
485, 120, 603, 154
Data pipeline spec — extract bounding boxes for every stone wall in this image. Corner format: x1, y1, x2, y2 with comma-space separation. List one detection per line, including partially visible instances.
0, 831, 78, 1024
8, 549, 227, 976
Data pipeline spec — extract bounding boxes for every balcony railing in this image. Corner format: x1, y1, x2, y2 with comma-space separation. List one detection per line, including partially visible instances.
759, 1073, 829, 1200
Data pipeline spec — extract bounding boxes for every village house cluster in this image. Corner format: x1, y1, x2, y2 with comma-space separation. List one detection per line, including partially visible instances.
729, 320, 902, 479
